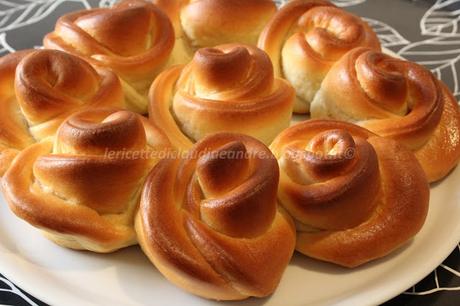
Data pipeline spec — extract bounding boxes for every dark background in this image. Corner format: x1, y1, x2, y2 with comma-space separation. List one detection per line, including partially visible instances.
1, 0, 459, 305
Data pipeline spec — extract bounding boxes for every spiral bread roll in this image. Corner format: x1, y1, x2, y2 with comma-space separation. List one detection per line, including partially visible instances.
136, 133, 296, 300
149, 44, 295, 151
270, 120, 429, 268
2, 108, 171, 253
310, 48, 460, 182
258, 0, 381, 113
0, 49, 123, 176
153, 0, 276, 49
44, 0, 175, 113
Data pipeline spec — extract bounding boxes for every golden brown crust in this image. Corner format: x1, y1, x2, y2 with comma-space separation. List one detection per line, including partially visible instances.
270, 120, 429, 267
153, 0, 276, 47
310, 48, 460, 182
44, 0, 175, 113
0, 50, 35, 176
414, 83, 460, 181
0, 49, 123, 176
136, 132, 295, 300
2, 108, 171, 252
151, 0, 185, 31
258, 0, 381, 113
149, 44, 295, 151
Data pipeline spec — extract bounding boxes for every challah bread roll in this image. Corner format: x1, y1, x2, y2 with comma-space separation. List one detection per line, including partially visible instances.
258, 0, 381, 113
270, 120, 429, 268
149, 44, 295, 151
311, 48, 460, 182
136, 132, 295, 300
2, 108, 171, 252
153, 0, 276, 49
0, 49, 123, 176
44, 0, 175, 113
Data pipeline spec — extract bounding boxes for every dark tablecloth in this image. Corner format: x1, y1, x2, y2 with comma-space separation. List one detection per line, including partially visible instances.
0, 0, 459, 305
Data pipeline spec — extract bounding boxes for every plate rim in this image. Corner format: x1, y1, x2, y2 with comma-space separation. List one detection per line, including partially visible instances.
1, 172, 460, 306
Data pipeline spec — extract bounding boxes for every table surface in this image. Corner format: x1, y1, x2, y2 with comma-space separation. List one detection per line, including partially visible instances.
0, 0, 459, 305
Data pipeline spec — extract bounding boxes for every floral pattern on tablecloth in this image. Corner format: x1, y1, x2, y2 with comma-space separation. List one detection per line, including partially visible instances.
0, 1, 459, 305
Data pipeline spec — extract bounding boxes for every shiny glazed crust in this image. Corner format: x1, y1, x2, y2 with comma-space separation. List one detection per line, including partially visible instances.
44, 0, 175, 113
0, 49, 123, 176
270, 120, 429, 267
310, 48, 460, 182
149, 44, 295, 151
258, 0, 381, 113
2, 108, 171, 252
136, 132, 296, 300
153, 0, 276, 48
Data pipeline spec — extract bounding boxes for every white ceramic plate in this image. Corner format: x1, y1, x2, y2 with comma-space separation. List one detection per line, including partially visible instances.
0, 157, 459, 306
2, 47, 460, 306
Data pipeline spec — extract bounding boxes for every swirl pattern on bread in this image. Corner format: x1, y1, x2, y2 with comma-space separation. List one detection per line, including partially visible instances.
44, 0, 174, 113
258, 0, 381, 113
2, 108, 171, 252
311, 48, 460, 182
136, 132, 295, 300
270, 120, 429, 267
0, 49, 123, 176
149, 44, 295, 150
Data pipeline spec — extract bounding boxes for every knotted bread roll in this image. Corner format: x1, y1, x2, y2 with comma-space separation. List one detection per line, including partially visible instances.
149, 44, 295, 150
153, 0, 276, 49
2, 108, 171, 252
311, 48, 460, 182
270, 120, 429, 267
44, 0, 175, 113
136, 133, 296, 300
258, 0, 381, 113
0, 49, 123, 176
